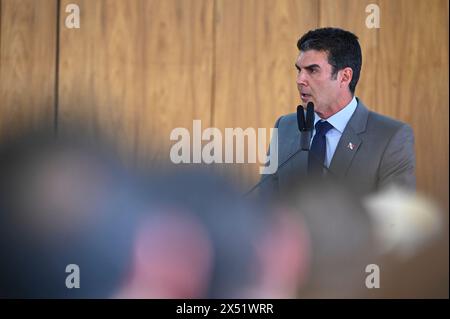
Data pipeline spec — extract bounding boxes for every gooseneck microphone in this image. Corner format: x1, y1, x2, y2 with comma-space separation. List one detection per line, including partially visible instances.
244, 102, 316, 197
297, 102, 315, 150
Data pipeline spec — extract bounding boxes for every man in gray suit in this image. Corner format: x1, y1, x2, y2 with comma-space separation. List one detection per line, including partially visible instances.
262, 28, 415, 198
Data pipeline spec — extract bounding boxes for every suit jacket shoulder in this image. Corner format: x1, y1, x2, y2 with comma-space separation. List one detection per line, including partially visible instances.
336, 99, 416, 193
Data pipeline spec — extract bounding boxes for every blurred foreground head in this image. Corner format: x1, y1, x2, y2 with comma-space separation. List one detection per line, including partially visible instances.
363, 186, 448, 298
0, 131, 137, 298
120, 168, 309, 298
283, 177, 376, 298
284, 178, 447, 298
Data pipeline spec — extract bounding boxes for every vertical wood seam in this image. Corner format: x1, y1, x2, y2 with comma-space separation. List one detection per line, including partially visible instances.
209, 0, 217, 127
54, 0, 61, 136
318, 0, 321, 28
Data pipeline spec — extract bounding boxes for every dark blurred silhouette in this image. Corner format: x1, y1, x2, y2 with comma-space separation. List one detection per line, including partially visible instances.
281, 177, 376, 298
0, 131, 138, 298
280, 178, 447, 298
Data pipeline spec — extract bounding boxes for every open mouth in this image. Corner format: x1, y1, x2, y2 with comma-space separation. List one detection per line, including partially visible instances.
301, 93, 312, 100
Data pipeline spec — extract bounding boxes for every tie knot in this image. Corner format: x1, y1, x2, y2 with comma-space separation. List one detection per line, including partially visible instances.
315, 121, 333, 136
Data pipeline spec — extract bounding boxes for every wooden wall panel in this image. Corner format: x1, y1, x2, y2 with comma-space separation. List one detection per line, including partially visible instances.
213, 0, 318, 188
58, 0, 213, 168
0, 0, 56, 139
377, 0, 448, 209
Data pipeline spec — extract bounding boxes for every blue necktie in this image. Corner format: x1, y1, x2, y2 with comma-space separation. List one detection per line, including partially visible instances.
308, 121, 333, 175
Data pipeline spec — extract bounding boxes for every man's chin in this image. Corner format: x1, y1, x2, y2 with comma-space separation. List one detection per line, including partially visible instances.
300, 97, 314, 105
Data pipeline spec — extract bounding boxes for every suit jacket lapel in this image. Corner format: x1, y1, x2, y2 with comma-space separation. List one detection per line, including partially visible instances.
328, 98, 369, 178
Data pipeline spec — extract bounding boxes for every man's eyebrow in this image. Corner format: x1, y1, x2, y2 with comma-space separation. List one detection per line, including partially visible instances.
295, 63, 321, 70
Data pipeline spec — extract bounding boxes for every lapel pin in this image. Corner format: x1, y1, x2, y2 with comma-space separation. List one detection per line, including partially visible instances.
347, 142, 355, 150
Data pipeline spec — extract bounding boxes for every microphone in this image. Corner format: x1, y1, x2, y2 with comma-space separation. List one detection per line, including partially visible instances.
298, 102, 315, 150
244, 102, 313, 197
243, 102, 333, 197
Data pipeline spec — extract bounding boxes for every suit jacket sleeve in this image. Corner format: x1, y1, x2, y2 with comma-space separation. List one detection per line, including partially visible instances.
377, 124, 416, 190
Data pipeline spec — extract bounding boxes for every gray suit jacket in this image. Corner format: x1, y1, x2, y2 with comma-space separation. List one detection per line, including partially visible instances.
262, 98, 416, 197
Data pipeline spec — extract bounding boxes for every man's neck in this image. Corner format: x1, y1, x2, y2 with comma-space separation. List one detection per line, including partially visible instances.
319, 94, 354, 119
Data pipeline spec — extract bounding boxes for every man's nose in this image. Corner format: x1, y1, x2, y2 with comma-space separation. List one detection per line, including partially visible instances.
296, 71, 308, 86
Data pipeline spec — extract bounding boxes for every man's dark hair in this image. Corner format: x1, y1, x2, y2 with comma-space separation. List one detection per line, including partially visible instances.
297, 27, 362, 94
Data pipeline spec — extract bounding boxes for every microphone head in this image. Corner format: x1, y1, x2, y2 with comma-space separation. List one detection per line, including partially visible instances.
297, 105, 306, 131
306, 102, 315, 130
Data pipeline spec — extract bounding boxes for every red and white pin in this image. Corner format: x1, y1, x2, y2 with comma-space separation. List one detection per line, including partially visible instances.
347, 142, 355, 150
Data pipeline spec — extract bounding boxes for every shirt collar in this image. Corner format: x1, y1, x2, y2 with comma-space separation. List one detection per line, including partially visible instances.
314, 96, 358, 133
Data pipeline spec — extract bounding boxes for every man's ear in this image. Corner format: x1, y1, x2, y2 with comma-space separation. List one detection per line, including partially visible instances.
339, 67, 353, 89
